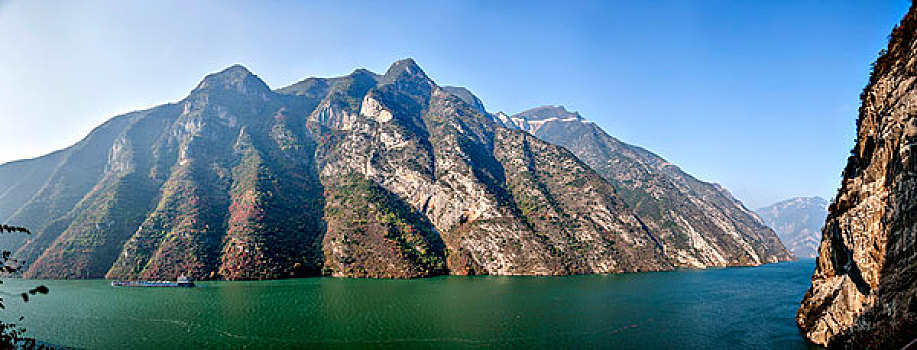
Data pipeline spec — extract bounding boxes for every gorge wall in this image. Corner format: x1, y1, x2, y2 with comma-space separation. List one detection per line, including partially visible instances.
0, 59, 790, 280
797, 5, 917, 348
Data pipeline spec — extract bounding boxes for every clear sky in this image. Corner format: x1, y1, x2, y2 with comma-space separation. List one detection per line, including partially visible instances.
0, 1, 910, 209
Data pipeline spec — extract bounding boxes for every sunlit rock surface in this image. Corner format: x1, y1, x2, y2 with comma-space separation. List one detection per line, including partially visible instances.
797, 5, 917, 348
0, 59, 788, 281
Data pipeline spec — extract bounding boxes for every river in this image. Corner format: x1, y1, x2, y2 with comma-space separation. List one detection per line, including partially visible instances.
0, 260, 820, 349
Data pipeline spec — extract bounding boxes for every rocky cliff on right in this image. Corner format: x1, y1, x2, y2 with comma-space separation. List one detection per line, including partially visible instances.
797, 5, 917, 348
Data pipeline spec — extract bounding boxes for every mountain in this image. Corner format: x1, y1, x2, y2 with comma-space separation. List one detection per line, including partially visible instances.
756, 197, 828, 259
797, 6, 917, 348
500, 105, 793, 267
0, 59, 788, 280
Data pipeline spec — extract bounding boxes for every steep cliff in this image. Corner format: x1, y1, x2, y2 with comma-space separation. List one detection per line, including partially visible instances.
797, 6, 917, 348
757, 197, 828, 259
499, 105, 793, 267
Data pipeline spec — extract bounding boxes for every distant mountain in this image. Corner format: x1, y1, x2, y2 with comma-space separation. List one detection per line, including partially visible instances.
0, 59, 790, 280
498, 105, 792, 267
756, 197, 828, 259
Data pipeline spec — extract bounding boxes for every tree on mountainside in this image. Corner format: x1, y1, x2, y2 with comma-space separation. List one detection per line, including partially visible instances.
0, 225, 48, 349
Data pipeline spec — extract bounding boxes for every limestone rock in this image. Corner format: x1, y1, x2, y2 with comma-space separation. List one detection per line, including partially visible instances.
501, 105, 793, 268
0, 59, 787, 281
797, 5, 917, 347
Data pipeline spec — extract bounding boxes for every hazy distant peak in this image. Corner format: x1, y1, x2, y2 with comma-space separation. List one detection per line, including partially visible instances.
501, 105, 590, 133
514, 105, 582, 121
763, 196, 829, 211
192, 64, 270, 96
442, 86, 486, 113
755, 196, 828, 260
351, 68, 380, 78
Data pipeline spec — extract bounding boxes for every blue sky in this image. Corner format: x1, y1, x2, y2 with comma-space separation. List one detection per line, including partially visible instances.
0, 1, 909, 208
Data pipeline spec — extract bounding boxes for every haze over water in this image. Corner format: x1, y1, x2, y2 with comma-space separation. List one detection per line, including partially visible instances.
2, 260, 818, 349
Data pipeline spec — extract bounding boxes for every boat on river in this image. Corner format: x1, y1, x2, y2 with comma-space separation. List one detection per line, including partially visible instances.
111, 275, 194, 288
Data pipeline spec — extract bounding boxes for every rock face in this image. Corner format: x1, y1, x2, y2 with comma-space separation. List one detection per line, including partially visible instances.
797, 6, 917, 348
501, 105, 793, 268
0, 59, 785, 280
756, 197, 828, 259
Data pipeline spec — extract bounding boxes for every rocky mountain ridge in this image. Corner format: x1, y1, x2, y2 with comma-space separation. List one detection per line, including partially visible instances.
756, 196, 828, 259
499, 105, 793, 267
0, 59, 789, 280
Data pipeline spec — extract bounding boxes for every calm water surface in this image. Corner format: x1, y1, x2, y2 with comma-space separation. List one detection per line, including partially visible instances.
1, 260, 820, 349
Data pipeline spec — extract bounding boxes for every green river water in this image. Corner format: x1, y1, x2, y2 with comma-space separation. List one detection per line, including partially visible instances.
0, 260, 820, 349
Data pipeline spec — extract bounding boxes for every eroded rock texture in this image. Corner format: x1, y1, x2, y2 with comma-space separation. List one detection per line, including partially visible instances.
500, 105, 793, 268
0, 59, 788, 281
797, 6, 917, 348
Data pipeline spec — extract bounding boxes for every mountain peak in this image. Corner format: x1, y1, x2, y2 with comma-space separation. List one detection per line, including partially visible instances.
223, 64, 251, 74
514, 105, 582, 121
351, 68, 378, 77
442, 86, 486, 113
761, 196, 828, 210
755, 196, 829, 260
771, 196, 829, 209
3, 58, 794, 286
386, 58, 420, 73
381, 58, 429, 84
192, 64, 270, 96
